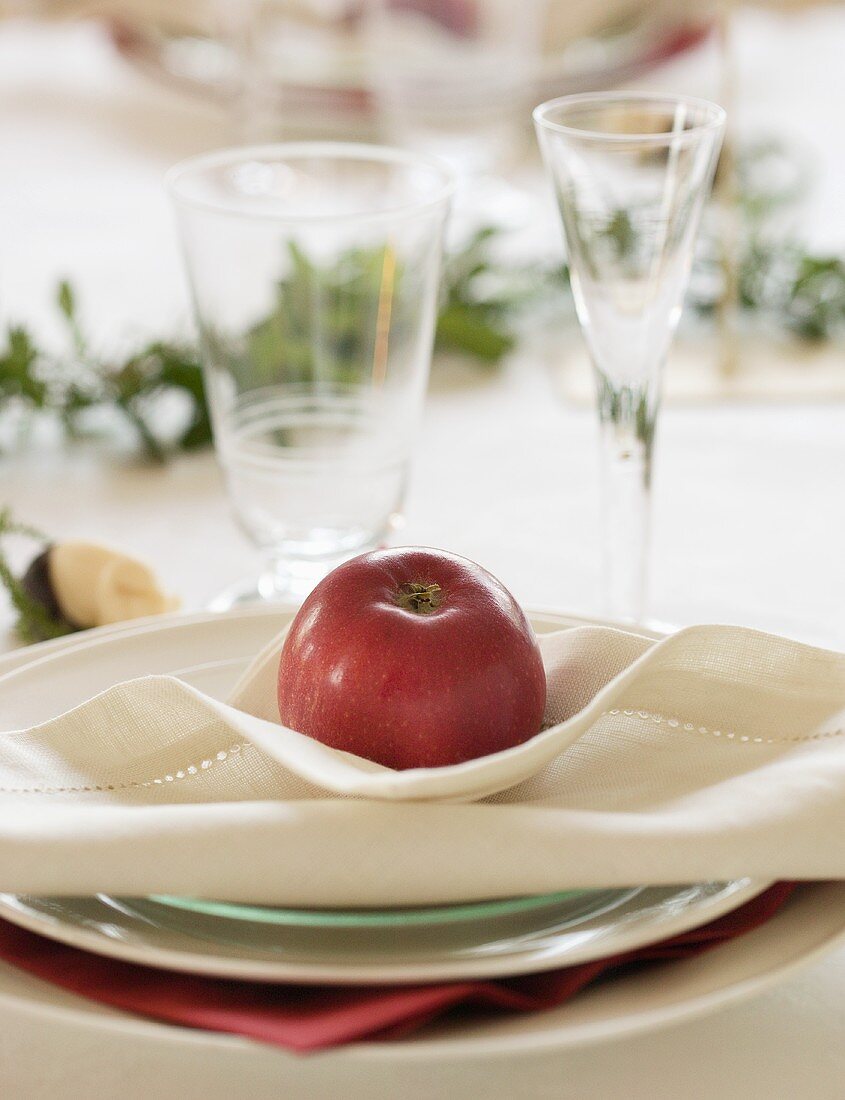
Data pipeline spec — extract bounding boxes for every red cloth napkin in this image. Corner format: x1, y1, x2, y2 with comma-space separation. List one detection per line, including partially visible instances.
0, 883, 796, 1053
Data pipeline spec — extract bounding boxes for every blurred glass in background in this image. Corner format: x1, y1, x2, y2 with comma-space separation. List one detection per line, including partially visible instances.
228, 2, 708, 161
361, 0, 546, 177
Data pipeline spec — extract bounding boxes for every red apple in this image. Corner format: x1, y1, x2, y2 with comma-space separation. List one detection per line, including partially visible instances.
276, 547, 546, 769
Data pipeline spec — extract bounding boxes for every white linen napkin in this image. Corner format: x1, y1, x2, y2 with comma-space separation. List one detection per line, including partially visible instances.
0, 621, 843, 905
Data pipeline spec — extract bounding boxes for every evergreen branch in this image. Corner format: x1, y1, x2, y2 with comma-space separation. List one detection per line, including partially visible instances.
0, 510, 70, 643
0, 140, 843, 464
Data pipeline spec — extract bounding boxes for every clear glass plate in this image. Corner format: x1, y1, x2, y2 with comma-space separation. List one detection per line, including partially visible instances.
147, 889, 593, 929
0, 880, 763, 986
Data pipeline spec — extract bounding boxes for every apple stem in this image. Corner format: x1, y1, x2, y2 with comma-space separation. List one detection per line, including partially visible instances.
395, 582, 442, 614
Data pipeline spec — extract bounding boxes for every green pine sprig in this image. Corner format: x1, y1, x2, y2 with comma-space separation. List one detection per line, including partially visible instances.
1, 140, 844, 465
0, 233, 532, 464
0, 509, 70, 644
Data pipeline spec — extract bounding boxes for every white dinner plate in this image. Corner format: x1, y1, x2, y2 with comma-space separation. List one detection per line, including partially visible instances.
0, 602, 658, 726
0, 604, 765, 983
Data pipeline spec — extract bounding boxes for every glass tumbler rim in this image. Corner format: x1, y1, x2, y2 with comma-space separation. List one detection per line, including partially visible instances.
165, 141, 456, 225
533, 91, 726, 146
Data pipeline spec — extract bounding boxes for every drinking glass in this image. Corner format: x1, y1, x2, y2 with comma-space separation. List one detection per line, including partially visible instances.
167, 143, 454, 607
534, 93, 725, 624
363, 0, 547, 224
234, 1, 374, 145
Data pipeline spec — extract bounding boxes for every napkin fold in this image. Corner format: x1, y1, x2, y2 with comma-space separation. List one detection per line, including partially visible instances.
0, 883, 798, 1053
0, 618, 843, 903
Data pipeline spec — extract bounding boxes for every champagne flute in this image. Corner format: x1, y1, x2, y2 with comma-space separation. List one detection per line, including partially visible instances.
534, 93, 725, 624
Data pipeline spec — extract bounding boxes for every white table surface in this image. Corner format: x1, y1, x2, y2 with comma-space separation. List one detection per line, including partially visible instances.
1, 10, 844, 1099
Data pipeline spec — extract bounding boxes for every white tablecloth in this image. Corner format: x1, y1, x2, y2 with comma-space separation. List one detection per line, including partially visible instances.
1, 11, 844, 1098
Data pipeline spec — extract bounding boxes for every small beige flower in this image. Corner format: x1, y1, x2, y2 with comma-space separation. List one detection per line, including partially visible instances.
49, 542, 180, 628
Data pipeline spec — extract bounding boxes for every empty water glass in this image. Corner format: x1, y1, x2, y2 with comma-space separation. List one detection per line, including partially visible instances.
168, 143, 454, 606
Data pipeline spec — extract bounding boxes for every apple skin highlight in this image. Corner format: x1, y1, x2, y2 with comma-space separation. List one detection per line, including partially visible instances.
277, 546, 547, 770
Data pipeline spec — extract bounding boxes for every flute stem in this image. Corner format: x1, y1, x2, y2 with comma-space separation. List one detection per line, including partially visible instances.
594, 369, 659, 625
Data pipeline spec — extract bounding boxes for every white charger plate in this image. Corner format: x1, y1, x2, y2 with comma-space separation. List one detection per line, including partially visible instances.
0, 883, 842, 1069
0, 604, 767, 983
